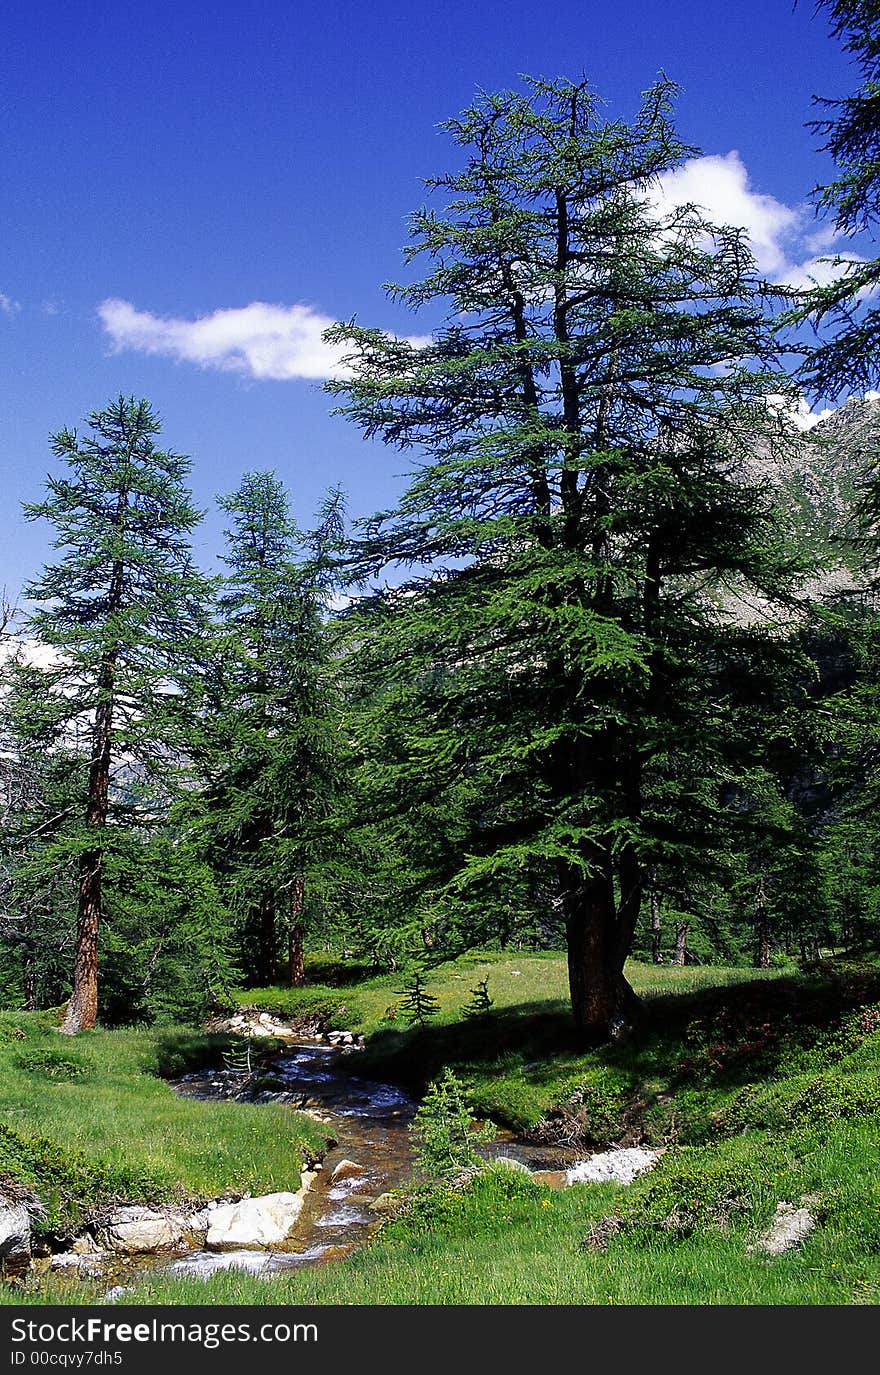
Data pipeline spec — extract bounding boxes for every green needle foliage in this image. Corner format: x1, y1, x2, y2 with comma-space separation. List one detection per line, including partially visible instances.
188, 472, 345, 987
410, 1067, 494, 1179
20, 397, 210, 1033
329, 77, 806, 1040
464, 976, 494, 1018
797, 1, 880, 396
397, 970, 439, 1025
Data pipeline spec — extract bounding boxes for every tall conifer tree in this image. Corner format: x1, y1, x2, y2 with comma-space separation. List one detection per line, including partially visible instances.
23, 397, 207, 1032
193, 472, 343, 986
330, 78, 801, 1039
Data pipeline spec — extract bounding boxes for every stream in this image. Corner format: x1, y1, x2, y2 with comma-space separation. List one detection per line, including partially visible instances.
166, 1039, 418, 1279
76, 1036, 584, 1295
159, 1037, 579, 1283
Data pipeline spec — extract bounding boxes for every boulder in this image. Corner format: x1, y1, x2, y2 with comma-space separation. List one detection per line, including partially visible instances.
99, 1207, 187, 1255
367, 1193, 397, 1213
490, 1155, 532, 1174
330, 1159, 365, 1183
205, 1191, 305, 1250
0, 1197, 31, 1269
50, 1250, 106, 1275
531, 1169, 568, 1190
182, 1209, 210, 1245
754, 1202, 816, 1256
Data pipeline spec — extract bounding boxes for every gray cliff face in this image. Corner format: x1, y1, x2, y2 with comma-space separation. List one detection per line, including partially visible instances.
718, 395, 880, 627
791, 395, 880, 552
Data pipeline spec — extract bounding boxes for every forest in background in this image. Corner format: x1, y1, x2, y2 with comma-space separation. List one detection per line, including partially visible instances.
2, 0, 880, 1043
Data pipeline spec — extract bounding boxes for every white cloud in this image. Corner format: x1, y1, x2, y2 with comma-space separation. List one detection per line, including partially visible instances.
98, 298, 430, 382
765, 393, 835, 431
655, 151, 870, 294
0, 292, 20, 317
655, 151, 798, 277
780, 252, 876, 295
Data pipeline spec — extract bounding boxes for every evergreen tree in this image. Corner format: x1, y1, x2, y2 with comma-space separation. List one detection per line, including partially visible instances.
22, 397, 208, 1033
464, 976, 493, 1018
0, 655, 85, 1009
396, 970, 439, 1026
329, 77, 803, 1040
798, 0, 880, 395
191, 472, 344, 987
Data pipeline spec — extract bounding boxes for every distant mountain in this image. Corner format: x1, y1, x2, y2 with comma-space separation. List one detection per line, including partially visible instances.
719, 394, 880, 628
779, 394, 880, 564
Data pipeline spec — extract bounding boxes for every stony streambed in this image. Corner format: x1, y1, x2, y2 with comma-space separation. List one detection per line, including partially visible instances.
165, 1038, 419, 1279
3, 1031, 665, 1295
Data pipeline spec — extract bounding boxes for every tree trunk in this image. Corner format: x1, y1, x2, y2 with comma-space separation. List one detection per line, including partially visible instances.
673, 920, 689, 967
62, 479, 128, 1035
288, 875, 306, 987
256, 894, 276, 985
650, 880, 663, 965
564, 861, 640, 1042
62, 671, 116, 1035
755, 867, 770, 968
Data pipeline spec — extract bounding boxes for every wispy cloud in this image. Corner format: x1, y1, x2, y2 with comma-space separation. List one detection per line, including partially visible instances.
97, 151, 870, 384
0, 292, 20, 317
98, 298, 429, 381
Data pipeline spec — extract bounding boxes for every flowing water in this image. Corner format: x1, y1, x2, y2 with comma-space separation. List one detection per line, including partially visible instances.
164, 1039, 418, 1279
76, 1037, 585, 1297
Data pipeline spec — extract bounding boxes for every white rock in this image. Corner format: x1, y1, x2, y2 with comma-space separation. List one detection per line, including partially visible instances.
755, 1202, 816, 1256
205, 1191, 305, 1250
51, 1251, 105, 1273
100, 1207, 186, 1254
330, 1159, 365, 1183
0, 1198, 31, 1268
566, 1147, 662, 1186
490, 1156, 533, 1174
183, 1209, 210, 1243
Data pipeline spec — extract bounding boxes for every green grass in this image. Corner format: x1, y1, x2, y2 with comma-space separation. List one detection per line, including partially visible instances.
6, 951, 880, 1305
0, 1012, 324, 1235
238, 951, 772, 1035
22, 1112, 878, 1305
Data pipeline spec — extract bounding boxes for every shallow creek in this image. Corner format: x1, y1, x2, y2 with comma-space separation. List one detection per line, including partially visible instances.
166, 1039, 418, 1279
97, 1038, 581, 1291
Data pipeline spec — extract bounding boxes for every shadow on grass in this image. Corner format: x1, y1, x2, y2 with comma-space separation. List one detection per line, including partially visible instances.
353, 960, 880, 1100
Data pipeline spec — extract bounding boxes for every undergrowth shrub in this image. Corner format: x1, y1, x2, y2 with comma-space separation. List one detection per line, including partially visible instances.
581, 1148, 758, 1249
712, 1071, 880, 1134
530, 1069, 630, 1146
410, 1068, 493, 1179
0, 1124, 175, 1234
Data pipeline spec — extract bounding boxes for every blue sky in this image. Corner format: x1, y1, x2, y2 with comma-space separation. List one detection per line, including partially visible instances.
0, 0, 864, 596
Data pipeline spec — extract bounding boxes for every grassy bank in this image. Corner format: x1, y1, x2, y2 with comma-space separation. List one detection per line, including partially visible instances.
238, 953, 784, 1129
0, 1012, 324, 1237
5, 952, 880, 1305
102, 954, 880, 1305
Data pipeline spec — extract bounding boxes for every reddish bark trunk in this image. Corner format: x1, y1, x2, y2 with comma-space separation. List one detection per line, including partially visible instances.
564, 860, 640, 1043
62, 646, 118, 1034
256, 894, 277, 986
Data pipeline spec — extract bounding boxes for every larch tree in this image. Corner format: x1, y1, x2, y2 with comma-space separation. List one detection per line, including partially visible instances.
23, 397, 208, 1033
329, 77, 802, 1040
798, 0, 880, 396
192, 472, 344, 987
